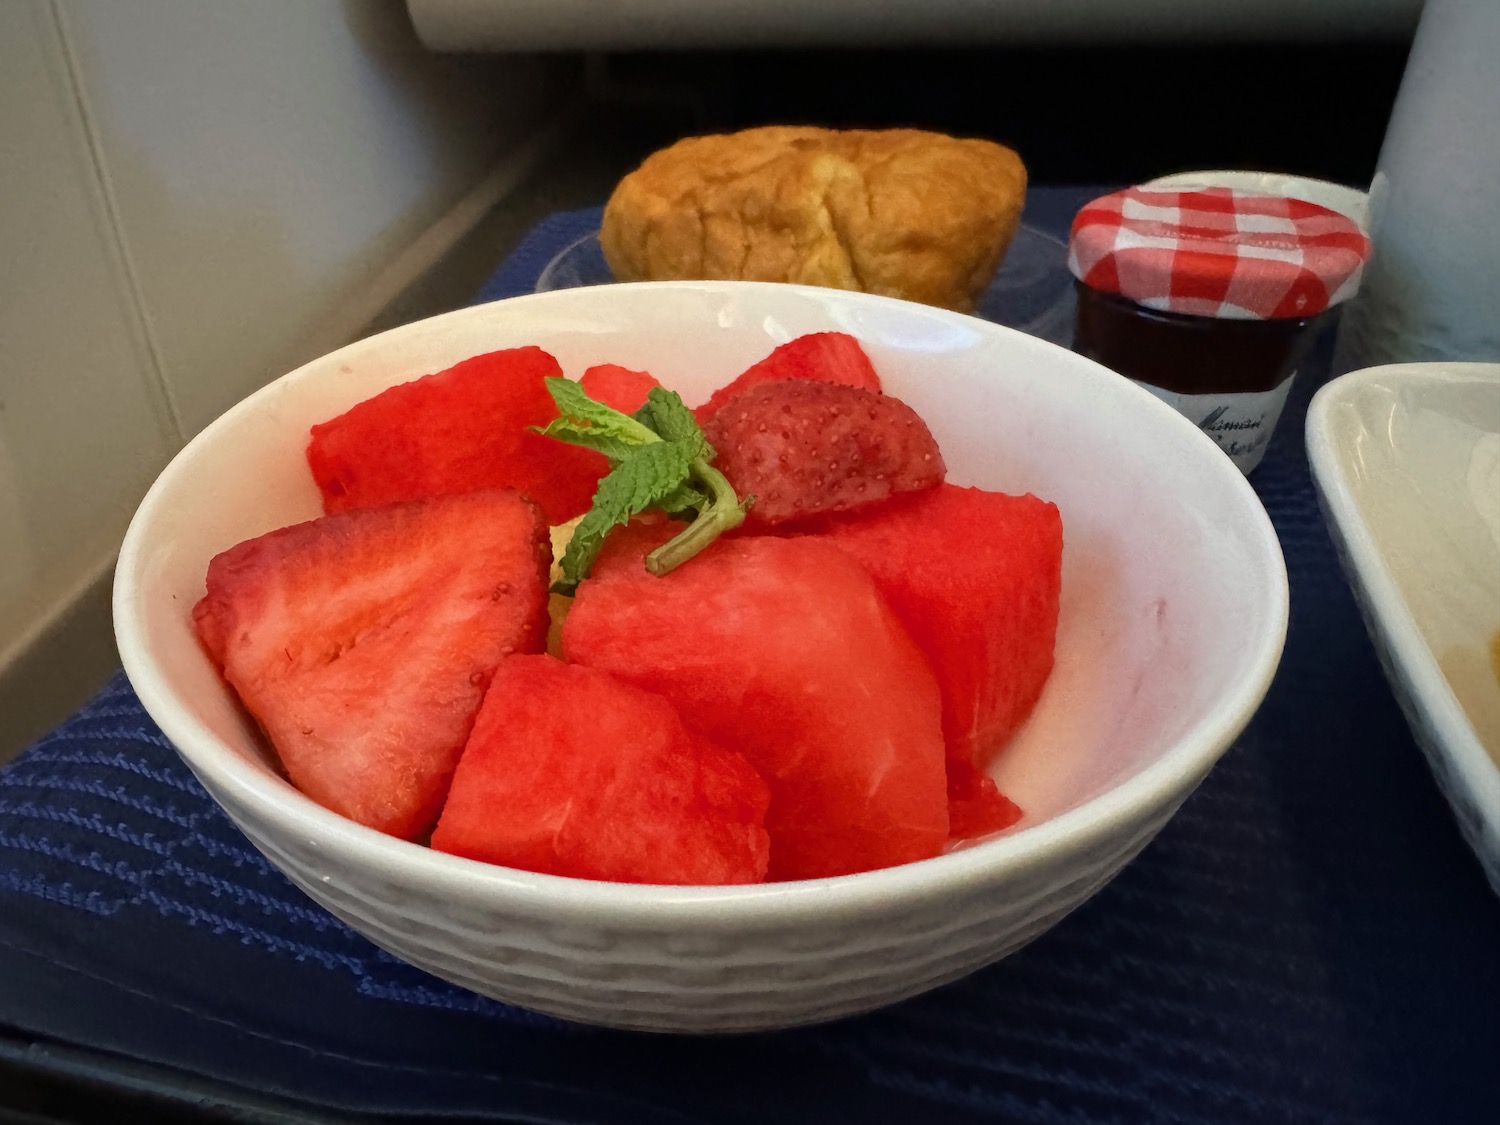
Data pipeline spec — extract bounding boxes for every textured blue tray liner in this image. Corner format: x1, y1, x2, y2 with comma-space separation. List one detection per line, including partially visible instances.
5, 189, 1500, 1124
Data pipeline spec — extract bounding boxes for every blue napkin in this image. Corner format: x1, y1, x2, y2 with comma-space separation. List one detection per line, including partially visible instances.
4, 190, 1500, 1124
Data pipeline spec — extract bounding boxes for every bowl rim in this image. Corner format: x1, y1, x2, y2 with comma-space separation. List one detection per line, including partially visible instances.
114, 280, 1290, 927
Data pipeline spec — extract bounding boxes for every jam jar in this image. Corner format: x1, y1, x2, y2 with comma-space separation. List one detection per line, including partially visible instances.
1068, 186, 1371, 473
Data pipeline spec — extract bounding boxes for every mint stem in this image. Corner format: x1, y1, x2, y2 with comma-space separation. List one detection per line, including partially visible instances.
645, 460, 751, 577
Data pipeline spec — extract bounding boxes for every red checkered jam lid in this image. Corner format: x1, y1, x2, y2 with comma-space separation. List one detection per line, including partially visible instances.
1068, 186, 1371, 320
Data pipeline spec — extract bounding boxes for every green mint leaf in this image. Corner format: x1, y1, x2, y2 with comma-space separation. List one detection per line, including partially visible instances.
538, 376, 746, 587
657, 482, 707, 515
635, 388, 711, 456
644, 459, 750, 578
557, 439, 700, 590
555, 507, 619, 593
606, 439, 699, 511
533, 417, 642, 461
541, 376, 659, 451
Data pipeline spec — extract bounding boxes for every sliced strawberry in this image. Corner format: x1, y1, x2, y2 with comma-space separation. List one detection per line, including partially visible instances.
306, 347, 607, 524
193, 490, 551, 841
701, 379, 944, 527
694, 332, 882, 423
579, 363, 662, 414
563, 534, 948, 880
431, 655, 770, 885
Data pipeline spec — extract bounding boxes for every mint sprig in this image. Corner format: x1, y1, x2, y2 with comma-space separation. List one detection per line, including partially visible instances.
538, 380, 751, 590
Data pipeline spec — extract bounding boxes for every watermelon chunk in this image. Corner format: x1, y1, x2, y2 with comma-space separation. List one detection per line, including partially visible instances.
947, 760, 1024, 841
694, 332, 883, 422
431, 655, 770, 885
562, 534, 948, 880
306, 347, 607, 524
193, 490, 551, 841
801, 483, 1063, 772
579, 363, 662, 414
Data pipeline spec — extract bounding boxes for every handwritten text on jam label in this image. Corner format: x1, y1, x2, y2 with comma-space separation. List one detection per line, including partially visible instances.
1133, 375, 1296, 473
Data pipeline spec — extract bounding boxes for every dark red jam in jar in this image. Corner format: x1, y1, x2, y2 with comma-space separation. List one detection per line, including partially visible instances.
1069, 186, 1371, 472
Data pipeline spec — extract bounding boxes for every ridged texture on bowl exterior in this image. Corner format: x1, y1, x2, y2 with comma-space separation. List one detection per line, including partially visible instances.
195, 765, 1188, 1032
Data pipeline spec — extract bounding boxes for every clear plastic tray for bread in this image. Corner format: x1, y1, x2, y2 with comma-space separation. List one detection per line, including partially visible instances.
535, 225, 1076, 347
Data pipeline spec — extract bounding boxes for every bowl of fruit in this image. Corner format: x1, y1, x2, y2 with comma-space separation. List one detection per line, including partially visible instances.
114, 280, 1287, 1033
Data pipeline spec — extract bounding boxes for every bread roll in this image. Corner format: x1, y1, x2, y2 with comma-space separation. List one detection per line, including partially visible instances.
600, 126, 1027, 313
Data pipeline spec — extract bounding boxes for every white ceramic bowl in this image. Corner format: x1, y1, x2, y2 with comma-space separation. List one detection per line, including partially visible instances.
114, 281, 1288, 1033
1308, 361, 1500, 895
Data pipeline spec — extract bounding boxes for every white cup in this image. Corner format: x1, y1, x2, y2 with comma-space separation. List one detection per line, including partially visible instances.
1333, 0, 1500, 370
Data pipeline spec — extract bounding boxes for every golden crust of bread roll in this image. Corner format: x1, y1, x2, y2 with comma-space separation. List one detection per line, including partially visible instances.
599, 126, 1027, 313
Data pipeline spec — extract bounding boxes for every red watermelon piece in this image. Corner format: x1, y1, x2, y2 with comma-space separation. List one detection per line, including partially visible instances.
579, 363, 662, 414
801, 483, 1062, 773
306, 347, 607, 524
562, 533, 948, 881
193, 490, 551, 841
947, 761, 1024, 841
431, 655, 770, 885
694, 332, 883, 422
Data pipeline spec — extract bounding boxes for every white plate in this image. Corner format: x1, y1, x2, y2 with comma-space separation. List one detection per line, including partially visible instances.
1307, 362, 1500, 894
